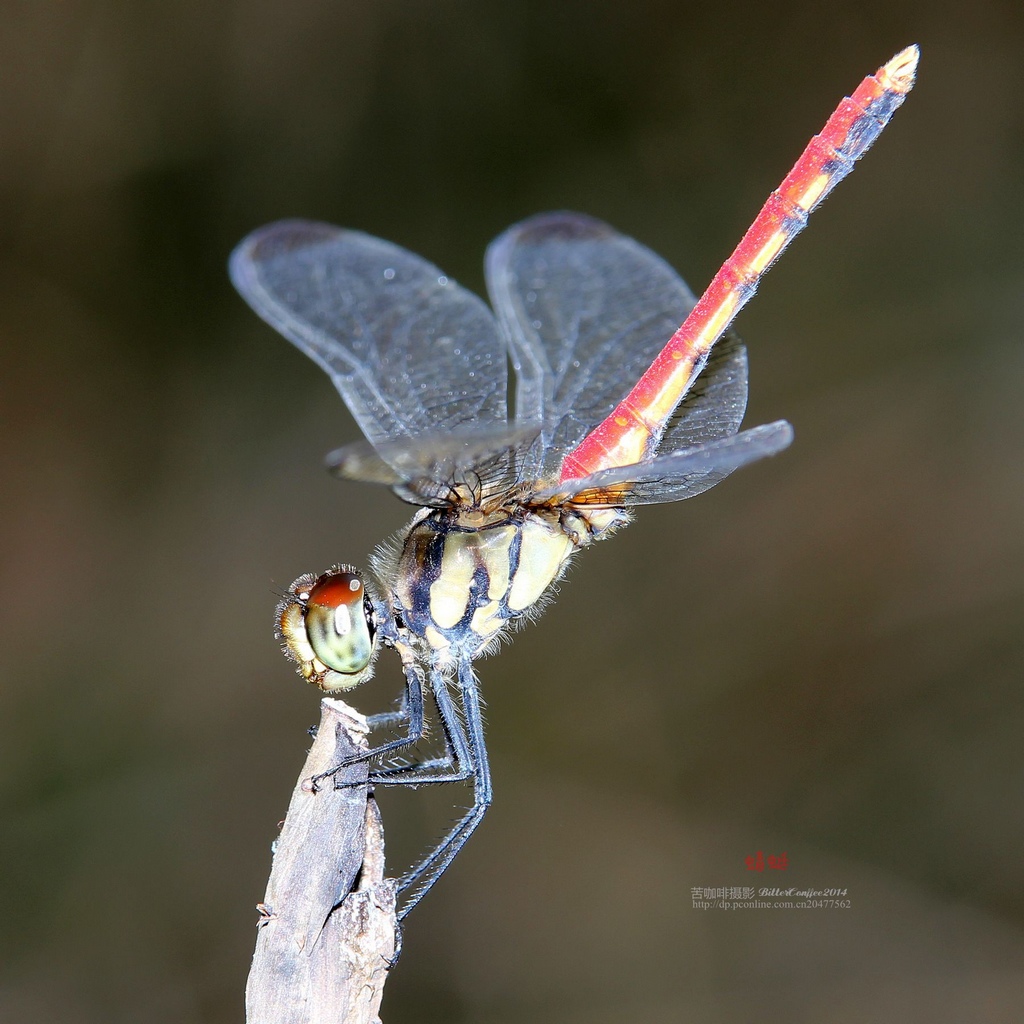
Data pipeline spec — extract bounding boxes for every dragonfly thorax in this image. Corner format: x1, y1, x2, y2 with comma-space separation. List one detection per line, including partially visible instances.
388, 502, 625, 659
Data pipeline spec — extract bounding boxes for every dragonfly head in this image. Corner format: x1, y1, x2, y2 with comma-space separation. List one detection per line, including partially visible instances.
276, 566, 379, 691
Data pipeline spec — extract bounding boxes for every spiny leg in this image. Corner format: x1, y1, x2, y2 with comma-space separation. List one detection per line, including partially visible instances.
371, 666, 475, 787
397, 656, 492, 919
311, 659, 426, 788
366, 692, 411, 731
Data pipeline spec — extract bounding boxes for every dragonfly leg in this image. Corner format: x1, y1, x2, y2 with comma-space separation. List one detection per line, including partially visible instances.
366, 701, 409, 731
311, 661, 426, 788
397, 657, 492, 920
367, 756, 454, 783
367, 668, 474, 787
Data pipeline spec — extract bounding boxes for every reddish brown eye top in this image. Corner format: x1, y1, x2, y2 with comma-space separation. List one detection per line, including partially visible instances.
308, 571, 363, 608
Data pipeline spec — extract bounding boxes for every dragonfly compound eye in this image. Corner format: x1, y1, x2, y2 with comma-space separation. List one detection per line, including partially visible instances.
277, 568, 377, 690
304, 571, 375, 673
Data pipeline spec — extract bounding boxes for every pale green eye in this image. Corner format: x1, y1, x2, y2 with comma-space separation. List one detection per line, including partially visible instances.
303, 571, 374, 674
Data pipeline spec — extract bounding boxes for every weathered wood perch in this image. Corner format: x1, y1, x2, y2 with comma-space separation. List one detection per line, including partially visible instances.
246, 698, 398, 1024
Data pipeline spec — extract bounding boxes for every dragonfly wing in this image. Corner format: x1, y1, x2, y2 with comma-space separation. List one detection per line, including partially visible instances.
485, 212, 701, 477
660, 330, 748, 450
537, 420, 794, 506
231, 221, 508, 476
326, 424, 541, 505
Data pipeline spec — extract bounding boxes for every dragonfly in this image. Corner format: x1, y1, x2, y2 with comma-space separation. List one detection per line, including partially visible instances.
231, 45, 918, 920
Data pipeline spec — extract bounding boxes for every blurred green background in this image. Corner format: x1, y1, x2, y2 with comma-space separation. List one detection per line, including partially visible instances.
2, 1, 1023, 1021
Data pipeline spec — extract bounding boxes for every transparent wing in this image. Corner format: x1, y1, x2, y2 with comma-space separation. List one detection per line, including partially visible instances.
659, 330, 747, 451
485, 212, 748, 478
325, 424, 541, 507
230, 220, 508, 477
535, 420, 794, 507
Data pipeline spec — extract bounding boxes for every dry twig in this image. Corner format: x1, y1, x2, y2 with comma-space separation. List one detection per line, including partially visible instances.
246, 698, 398, 1024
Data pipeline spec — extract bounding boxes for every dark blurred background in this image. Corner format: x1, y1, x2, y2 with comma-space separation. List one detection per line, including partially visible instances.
3, 1, 1023, 1021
